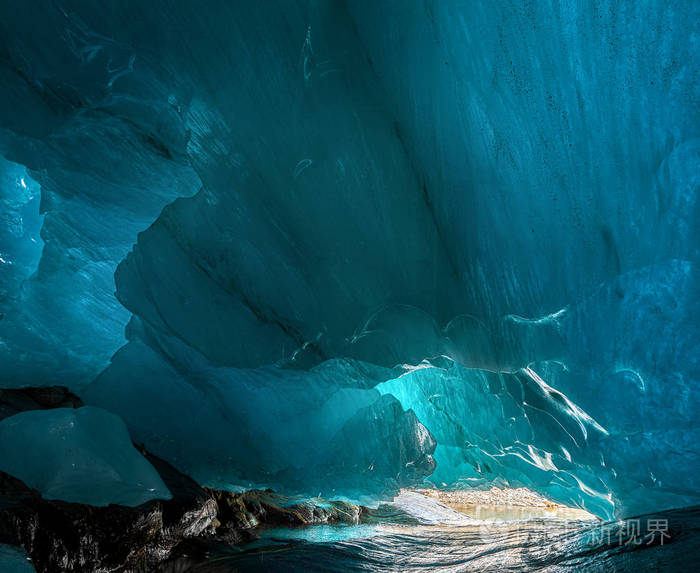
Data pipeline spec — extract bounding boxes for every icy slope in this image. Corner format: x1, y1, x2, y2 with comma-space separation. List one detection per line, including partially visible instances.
0, 407, 171, 506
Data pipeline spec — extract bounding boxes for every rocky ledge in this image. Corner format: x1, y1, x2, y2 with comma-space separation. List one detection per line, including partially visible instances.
0, 388, 363, 572
0, 456, 363, 572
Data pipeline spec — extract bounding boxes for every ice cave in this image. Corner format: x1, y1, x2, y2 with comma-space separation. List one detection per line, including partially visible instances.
0, 1, 698, 571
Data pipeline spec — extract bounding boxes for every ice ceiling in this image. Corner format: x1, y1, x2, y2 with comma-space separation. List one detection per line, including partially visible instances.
0, 1, 698, 519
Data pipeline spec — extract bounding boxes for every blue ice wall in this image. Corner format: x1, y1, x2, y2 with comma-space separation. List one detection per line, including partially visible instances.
350, 0, 700, 318
0, 1, 201, 387
0, 1, 698, 518
0, 157, 43, 305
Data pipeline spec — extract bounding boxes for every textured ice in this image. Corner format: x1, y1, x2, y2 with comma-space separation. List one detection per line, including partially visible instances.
0, 157, 43, 304
390, 491, 472, 526
0, 407, 171, 506
0, 1, 698, 518
84, 347, 436, 502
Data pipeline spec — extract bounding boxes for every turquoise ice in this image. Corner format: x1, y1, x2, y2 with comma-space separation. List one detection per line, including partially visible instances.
0, 407, 171, 506
0, 1, 697, 519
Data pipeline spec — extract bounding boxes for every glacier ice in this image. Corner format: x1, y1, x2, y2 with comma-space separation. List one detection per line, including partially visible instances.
0, 0, 697, 520
0, 544, 35, 573
0, 157, 43, 305
0, 0, 201, 388
83, 340, 436, 502
0, 407, 171, 506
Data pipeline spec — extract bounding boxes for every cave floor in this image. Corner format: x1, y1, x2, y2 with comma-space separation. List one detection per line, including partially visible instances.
176, 495, 698, 573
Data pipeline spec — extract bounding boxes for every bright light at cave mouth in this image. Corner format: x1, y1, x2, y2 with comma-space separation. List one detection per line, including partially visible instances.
0, 1, 698, 572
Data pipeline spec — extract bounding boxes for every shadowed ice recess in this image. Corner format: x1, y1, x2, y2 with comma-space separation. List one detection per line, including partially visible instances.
0, 0, 698, 523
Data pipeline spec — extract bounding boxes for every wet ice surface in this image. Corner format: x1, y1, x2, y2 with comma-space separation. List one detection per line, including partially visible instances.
0, 544, 35, 573
164, 502, 699, 572
390, 490, 473, 525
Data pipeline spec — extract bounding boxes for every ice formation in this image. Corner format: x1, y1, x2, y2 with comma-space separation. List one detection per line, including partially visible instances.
0, 544, 35, 573
0, 1, 697, 520
0, 407, 171, 506
390, 491, 472, 526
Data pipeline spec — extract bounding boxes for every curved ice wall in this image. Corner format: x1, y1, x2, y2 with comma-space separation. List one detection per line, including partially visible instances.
0, 1, 698, 519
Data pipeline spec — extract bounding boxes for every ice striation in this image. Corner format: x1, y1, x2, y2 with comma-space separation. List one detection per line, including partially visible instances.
0, 0, 698, 520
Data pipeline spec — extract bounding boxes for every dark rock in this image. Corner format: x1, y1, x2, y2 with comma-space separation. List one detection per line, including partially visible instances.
137, 449, 218, 539
207, 488, 261, 529
207, 488, 361, 527
0, 459, 364, 572
0, 471, 163, 572
0, 393, 363, 571
0, 454, 218, 573
0, 390, 223, 571
0, 387, 83, 422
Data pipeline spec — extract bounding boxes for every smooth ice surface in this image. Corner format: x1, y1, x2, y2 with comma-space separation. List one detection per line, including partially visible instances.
0, 544, 35, 573
0, 407, 171, 506
0, 1, 698, 518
